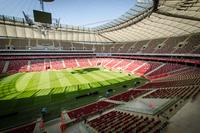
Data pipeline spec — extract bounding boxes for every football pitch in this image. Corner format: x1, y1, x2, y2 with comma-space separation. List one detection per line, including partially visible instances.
0, 67, 147, 129
1, 68, 138, 100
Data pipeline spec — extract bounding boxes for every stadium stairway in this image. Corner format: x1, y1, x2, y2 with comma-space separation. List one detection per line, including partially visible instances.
144, 63, 165, 76
45, 118, 62, 133
2, 61, 9, 73
87, 59, 92, 66
163, 94, 200, 133
62, 122, 91, 133
75, 59, 80, 67
27, 60, 31, 71
102, 99, 127, 104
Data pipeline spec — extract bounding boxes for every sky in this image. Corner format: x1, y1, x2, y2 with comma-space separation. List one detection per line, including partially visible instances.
0, 0, 135, 27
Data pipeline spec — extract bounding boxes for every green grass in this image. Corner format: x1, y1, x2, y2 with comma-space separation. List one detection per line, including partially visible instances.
0, 68, 137, 99
0, 67, 148, 130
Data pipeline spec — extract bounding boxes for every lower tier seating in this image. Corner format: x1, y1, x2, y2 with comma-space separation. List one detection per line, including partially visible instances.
50, 59, 64, 70
109, 89, 150, 102
4, 122, 36, 133
144, 86, 200, 99
7, 60, 28, 73
87, 110, 166, 133
30, 60, 45, 72
140, 77, 200, 89
1, 58, 199, 83
67, 101, 114, 120
0, 61, 5, 73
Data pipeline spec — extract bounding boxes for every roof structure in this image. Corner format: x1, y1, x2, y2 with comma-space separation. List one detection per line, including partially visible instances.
97, 0, 200, 42
0, 0, 199, 43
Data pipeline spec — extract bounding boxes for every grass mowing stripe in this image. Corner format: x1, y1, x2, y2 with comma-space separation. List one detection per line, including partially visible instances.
49, 71, 62, 88
0, 68, 136, 100
107, 72, 128, 78
98, 80, 111, 86
0, 73, 23, 91
0, 73, 22, 85
0, 67, 147, 130
78, 84, 90, 90
25, 72, 41, 90
114, 77, 128, 82
55, 71, 71, 87
35, 89, 52, 96
101, 70, 129, 78
86, 72, 106, 81
92, 71, 118, 80
89, 82, 102, 88
88, 70, 124, 84
16, 73, 35, 91
16, 90, 39, 99
87, 72, 114, 87
36, 71, 51, 90
1, 92, 22, 100
97, 71, 133, 82
62, 70, 84, 84
65, 70, 89, 84
76, 72, 100, 83
66, 85, 78, 92
0, 73, 23, 98
107, 78, 120, 84
72, 74, 90, 84
120, 76, 132, 80
51, 87, 65, 94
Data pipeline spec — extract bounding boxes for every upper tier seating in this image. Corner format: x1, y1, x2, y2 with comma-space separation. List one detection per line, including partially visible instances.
121, 43, 134, 53
174, 34, 200, 54
72, 43, 84, 50
131, 40, 149, 53
1, 33, 199, 54
116, 44, 126, 53
94, 45, 103, 53
103, 44, 113, 53
10, 39, 28, 50
155, 35, 186, 54
0, 39, 8, 49
61, 42, 71, 50
141, 38, 166, 53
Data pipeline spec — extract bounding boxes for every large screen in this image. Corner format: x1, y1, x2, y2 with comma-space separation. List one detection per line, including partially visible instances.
33, 10, 52, 24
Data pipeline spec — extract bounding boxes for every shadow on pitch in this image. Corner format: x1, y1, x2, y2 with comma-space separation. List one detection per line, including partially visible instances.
71, 68, 100, 74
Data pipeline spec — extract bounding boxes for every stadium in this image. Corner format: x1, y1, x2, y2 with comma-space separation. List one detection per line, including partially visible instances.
0, 0, 200, 132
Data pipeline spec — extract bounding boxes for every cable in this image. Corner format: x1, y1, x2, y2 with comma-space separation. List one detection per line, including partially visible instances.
82, 19, 112, 27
